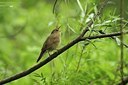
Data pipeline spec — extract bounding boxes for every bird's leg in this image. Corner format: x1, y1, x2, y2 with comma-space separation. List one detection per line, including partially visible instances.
47, 51, 51, 57
55, 48, 59, 52
53, 49, 59, 54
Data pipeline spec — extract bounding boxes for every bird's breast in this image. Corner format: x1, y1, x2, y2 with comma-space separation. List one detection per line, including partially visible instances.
48, 33, 60, 51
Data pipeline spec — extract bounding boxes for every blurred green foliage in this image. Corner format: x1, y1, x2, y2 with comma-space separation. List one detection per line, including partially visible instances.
0, 0, 128, 85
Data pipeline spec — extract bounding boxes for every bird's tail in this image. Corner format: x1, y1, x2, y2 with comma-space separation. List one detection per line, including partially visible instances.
36, 49, 46, 62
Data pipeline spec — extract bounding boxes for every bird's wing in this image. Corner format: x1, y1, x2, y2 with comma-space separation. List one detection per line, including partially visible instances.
43, 35, 55, 49
36, 48, 46, 62
36, 35, 51, 62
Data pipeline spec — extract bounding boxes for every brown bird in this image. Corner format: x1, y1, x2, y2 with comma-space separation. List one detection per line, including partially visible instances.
37, 26, 61, 62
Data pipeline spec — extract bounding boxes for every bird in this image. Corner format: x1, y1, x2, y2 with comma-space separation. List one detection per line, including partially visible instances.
36, 26, 61, 62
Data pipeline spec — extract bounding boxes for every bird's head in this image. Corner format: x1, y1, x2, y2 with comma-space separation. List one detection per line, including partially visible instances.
51, 26, 61, 34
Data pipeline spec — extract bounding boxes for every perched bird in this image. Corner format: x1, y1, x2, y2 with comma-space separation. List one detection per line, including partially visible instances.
36, 26, 61, 62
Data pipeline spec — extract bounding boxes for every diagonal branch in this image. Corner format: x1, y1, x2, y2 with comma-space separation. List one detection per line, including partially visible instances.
80, 31, 128, 41
0, 30, 127, 84
0, 0, 109, 84
99, 30, 128, 48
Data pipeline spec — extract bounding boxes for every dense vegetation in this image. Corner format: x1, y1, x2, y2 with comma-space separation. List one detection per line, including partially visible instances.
0, 0, 128, 85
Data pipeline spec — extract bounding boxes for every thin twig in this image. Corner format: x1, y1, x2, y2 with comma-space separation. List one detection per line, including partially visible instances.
79, 0, 108, 38
76, 44, 85, 72
120, 0, 124, 84
80, 31, 128, 41
99, 30, 128, 48
53, 0, 58, 14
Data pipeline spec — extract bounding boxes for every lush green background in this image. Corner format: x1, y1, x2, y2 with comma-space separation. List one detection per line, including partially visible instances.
0, 0, 128, 85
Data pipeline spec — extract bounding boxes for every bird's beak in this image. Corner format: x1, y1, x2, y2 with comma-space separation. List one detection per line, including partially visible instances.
58, 26, 61, 29
57, 25, 61, 31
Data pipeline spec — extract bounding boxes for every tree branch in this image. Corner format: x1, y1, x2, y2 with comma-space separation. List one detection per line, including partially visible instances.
99, 30, 128, 48
0, 0, 109, 84
120, 0, 124, 84
80, 31, 128, 41
118, 76, 128, 85
0, 30, 127, 84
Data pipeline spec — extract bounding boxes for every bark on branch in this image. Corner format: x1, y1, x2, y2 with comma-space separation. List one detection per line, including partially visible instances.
118, 76, 128, 85
0, 0, 111, 84
0, 31, 127, 84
